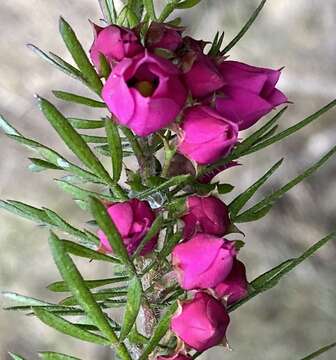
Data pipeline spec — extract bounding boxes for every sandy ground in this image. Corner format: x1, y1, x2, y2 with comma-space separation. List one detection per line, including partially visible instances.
0, 1, 336, 359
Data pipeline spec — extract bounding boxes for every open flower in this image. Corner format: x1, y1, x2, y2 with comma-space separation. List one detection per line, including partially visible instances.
172, 234, 236, 290
182, 195, 230, 239
171, 292, 230, 351
215, 60, 287, 130
89, 23, 143, 72
97, 199, 158, 256
215, 259, 248, 305
178, 106, 238, 165
146, 22, 184, 52
102, 51, 187, 136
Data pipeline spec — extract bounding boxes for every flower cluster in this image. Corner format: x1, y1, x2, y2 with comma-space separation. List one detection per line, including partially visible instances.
92, 20, 287, 359
91, 22, 287, 164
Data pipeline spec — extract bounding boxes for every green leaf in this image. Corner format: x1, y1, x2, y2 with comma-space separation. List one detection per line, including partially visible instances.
37, 96, 113, 186
26, 44, 85, 82
105, 119, 123, 183
176, 0, 202, 9
137, 175, 191, 200
143, 0, 156, 20
99, 53, 111, 79
60, 288, 128, 306
89, 197, 133, 269
229, 159, 283, 218
243, 99, 336, 156
52, 90, 106, 108
2, 291, 55, 307
59, 17, 102, 94
47, 276, 129, 292
234, 107, 287, 157
4, 304, 82, 314
0, 114, 20, 135
33, 307, 110, 345
119, 276, 142, 341
98, 0, 117, 23
9, 353, 26, 360
62, 239, 120, 263
217, 183, 234, 194
229, 232, 336, 312
67, 118, 105, 129
132, 214, 164, 258
221, 0, 267, 54
235, 146, 336, 223
158, 231, 182, 260
48, 232, 131, 359
139, 302, 178, 360
299, 342, 336, 360
208, 31, 225, 56
55, 179, 116, 202
39, 351, 82, 360
29, 158, 62, 172
80, 135, 107, 144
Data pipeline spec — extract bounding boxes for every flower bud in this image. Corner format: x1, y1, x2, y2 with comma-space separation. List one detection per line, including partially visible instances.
89, 24, 143, 72
215, 259, 248, 305
97, 199, 158, 256
102, 52, 187, 136
172, 234, 236, 290
182, 195, 230, 239
178, 106, 238, 165
215, 60, 287, 130
146, 22, 184, 52
171, 292, 230, 351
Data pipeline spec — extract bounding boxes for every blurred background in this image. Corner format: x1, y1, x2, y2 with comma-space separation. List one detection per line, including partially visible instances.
0, 0, 336, 359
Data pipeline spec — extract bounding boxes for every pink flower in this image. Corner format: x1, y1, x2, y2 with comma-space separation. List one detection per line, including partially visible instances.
89, 24, 143, 72
97, 199, 158, 256
183, 53, 225, 98
171, 292, 230, 351
102, 52, 187, 136
178, 106, 238, 165
146, 22, 184, 52
182, 195, 230, 239
156, 354, 191, 360
215, 61, 288, 130
215, 259, 248, 305
172, 234, 236, 290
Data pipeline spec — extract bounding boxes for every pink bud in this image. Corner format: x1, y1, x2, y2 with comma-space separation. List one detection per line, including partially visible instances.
89, 23, 143, 72
182, 195, 230, 239
102, 52, 187, 136
215, 259, 248, 305
178, 106, 238, 165
215, 60, 287, 130
97, 199, 158, 256
171, 292, 230, 351
146, 22, 184, 52
172, 234, 236, 290
156, 354, 191, 360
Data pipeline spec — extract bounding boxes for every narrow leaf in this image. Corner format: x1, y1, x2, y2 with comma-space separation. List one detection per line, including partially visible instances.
59, 17, 102, 94
217, 183, 234, 194
48, 232, 131, 359
229, 233, 335, 312
37, 96, 113, 186
89, 197, 133, 269
236, 146, 336, 223
119, 277, 142, 341
53, 90, 105, 108
221, 0, 267, 54
143, 0, 157, 20
243, 99, 336, 156
62, 239, 120, 263
60, 289, 128, 306
48, 276, 129, 292
139, 302, 178, 360
9, 353, 26, 360
105, 119, 123, 183
39, 351, 82, 360
2, 291, 54, 307
29, 158, 61, 172
229, 159, 283, 217
33, 307, 110, 345
176, 0, 202, 9
67, 118, 105, 129
158, 231, 182, 260
299, 342, 336, 360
